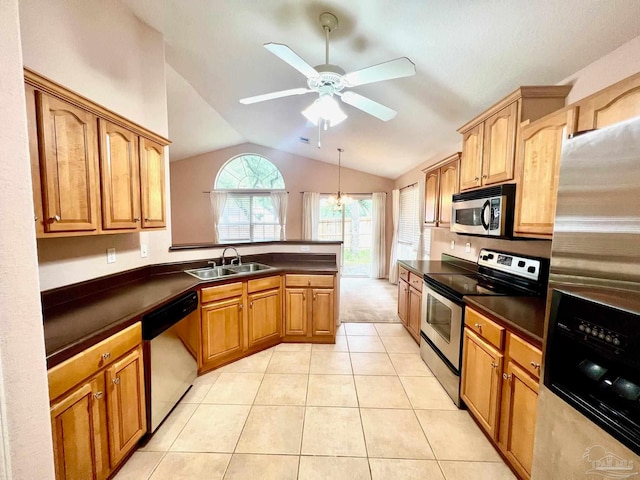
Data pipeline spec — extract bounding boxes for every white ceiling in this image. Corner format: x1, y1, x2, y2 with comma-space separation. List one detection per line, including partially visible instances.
123, 0, 640, 179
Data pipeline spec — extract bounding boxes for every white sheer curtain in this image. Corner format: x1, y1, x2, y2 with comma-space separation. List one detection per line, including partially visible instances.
270, 191, 288, 240
370, 192, 387, 279
302, 192, 320, 240
388, 189, 400, 284
209, 191, 227, 243
416, 174, 426, 260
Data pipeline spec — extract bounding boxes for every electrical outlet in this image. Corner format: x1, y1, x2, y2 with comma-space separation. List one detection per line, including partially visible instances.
140, 244, 148, 258
300, 245, 310, 252
450, 240, 455, 250
107, 248, 116, 264
465, 242, 471, 253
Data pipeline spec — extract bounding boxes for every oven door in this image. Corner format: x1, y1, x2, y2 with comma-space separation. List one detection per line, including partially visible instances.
421, 283, 463, 370
451, 197, 499, 236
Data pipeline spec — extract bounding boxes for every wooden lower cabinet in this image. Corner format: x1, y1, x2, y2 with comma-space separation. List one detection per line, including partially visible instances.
396, 267, 421, 343
284, 274, 336, 340
397, 279, 409, 326
499, 361, 539, 479
48, 325, 145, 480
407, 286, 421, 340
461, 307, 542, 480
461, 328, 503, 438
201, 296, 244, 364
248, 288, 281, 347
50, 375, 109, 480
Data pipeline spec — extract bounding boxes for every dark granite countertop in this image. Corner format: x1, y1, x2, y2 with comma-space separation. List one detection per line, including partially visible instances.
398, 258, 476, 278
43, 253, 338, 368
463, 295, 547, 347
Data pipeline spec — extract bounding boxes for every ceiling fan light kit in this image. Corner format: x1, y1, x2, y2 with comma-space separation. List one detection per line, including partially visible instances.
239, 11, 416, 136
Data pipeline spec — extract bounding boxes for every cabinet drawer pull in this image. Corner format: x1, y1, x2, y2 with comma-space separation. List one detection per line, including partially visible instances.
93, 391, 103, 400
112, 378, 120, 385
490, 362, 499, 369
530, 361, 541, 370
474, 323, 482, 329
308, 280, 311, 286
102, 352, 111, 361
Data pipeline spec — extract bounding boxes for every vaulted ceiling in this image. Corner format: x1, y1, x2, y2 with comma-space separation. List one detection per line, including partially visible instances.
123, 0, 640, 179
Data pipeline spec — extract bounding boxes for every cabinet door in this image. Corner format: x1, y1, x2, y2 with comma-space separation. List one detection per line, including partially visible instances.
139, 137, 166, 228
285, 288, 308, 336
438, 159, 459, 227
312, 288, 335, 336
50, 375, 109, 480
99, 120, 140, 230
577, 74, 640, 131
407, 286, 421, 341
461, 328, 503, 439
500, 361, 539, 479
248, 288, 282, 347
202, 297, 244, 363
105, 347, 146, 467
397, 280, 409, 325
460, 123, 484, 190
424, 169, 440, 225
482, 102, 518, 185
37, 92, 99, 232
515, 109, 570, 236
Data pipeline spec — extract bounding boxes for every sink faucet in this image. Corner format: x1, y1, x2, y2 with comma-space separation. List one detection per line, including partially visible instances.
221, 247, 241, 266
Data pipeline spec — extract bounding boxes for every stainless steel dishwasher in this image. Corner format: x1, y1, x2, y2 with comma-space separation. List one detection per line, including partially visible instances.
142, 291, 198, 433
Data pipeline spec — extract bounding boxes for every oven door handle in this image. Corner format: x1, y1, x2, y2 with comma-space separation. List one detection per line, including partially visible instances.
481, 200, 491, 231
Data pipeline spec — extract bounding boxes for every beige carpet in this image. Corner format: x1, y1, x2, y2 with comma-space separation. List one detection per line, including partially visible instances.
339, 277, 400, 323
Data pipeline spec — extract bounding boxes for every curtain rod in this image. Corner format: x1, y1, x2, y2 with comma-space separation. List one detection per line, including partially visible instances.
202, 190, 289, 194
399, 182, 417, 190
299, 192, 375, 195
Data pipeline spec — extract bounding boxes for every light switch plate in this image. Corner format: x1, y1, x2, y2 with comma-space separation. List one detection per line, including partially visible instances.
300, 245, 310, 252
140, 244, 148, 258
107, 248, 116, 264
450, 240, 455, 250
465, 242, 471, 253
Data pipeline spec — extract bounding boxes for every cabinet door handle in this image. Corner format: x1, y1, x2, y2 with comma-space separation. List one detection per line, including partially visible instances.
490, 362, 499, 369
49, 215, 61, 222
112, 378, 120, 385
144, 218, 150, 222
482, 174, 488, 179
93, 391, 103, 400
474, 323, 482, 330
308, 280, 311, 286
102, 352, 111, 361
503, 373, 512, 381
302, 294, 306, 301
313, 293, 317, 301
134, 217, 140, 222
250, 301, 253, 308
34, 215, 38, 222
239, 303, 243, 310
530, 361, 541, 370
474, 177, 479, 181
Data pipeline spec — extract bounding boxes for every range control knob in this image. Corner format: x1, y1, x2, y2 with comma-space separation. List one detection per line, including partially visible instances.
578, 324, 586, 332
598, 332, 606, 340
605, 335, 612, 343
482, 255, 488, 260
487, 254, 495, 259
613, 337, 621, 346
591, 329, 599, 337
518, 260, 526, 268
527, 266, 536, 273
585, 327, 592, 334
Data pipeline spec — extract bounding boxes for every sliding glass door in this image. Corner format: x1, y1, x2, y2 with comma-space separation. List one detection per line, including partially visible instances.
319, 194, 373, 277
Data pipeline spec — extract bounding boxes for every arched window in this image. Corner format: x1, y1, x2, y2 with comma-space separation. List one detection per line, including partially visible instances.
213, 154, 287, 242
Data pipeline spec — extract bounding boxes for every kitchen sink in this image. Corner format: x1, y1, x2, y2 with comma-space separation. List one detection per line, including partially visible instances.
184, 266, 235, 280
226, 262, 273, 273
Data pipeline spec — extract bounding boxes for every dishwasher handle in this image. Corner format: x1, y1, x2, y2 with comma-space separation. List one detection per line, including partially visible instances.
142, 291, 198, 340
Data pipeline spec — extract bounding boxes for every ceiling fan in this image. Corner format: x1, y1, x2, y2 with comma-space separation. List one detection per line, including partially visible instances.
239, 12, 416, 128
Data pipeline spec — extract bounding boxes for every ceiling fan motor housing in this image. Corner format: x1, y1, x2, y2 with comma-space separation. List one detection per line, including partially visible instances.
308, 64, 347, 93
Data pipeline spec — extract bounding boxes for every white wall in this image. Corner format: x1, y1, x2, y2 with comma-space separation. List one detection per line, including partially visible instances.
19, 0, 174, 290
0, 0, 55, 477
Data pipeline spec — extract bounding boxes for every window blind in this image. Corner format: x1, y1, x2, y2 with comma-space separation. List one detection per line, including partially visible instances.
398, 185, 420, 250
218, 193, 279, 242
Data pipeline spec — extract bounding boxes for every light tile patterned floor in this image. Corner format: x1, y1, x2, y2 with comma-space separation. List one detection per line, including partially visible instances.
121, 323, 515, 480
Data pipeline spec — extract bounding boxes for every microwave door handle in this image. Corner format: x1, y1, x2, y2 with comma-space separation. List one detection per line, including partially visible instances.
481, 200, 491, 230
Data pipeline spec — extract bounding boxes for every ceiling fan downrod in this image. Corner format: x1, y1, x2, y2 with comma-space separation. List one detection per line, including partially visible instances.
319, 12, 338, 65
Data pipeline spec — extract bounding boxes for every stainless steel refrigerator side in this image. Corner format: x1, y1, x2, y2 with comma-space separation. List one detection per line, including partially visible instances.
532, 116, 640, 479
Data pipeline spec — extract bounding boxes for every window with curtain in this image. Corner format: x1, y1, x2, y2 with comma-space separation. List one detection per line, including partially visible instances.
398, 185, 420, 259
214, 154, 286, 242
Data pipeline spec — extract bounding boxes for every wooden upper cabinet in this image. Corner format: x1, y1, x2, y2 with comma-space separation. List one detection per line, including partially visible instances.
99, 120, 140, 230
515, 108, 574, 237
37, 92, 99, 232
458, 86, 571, 192
482, 102, 518, 185
460, 123, 484, 190
139, 138, 166, 228
438, 158, 459, 227
424, 169, 440, 225
577, 72, 640, 131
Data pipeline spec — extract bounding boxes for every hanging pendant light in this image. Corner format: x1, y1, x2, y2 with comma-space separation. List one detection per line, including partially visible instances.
327, 148, 352, 209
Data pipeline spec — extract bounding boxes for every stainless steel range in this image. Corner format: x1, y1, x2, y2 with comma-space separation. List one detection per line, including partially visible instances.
420, 249, 548, 406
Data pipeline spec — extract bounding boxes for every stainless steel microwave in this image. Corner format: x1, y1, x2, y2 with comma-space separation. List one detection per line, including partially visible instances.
450, 184, 516, 237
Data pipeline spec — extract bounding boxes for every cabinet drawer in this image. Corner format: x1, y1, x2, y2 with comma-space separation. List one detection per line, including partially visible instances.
508, 333, 542, 380
285, 274, 334, 288
201, 281, 243, 303
399, 265, 409, 283
48, 322, 141, 401
408, 272, 423, 292
465, 308, 504, 350
248, 275, 281, 294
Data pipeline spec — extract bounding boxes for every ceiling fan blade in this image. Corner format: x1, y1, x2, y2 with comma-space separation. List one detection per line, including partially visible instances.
239, 88, 312, 104
339, 91, 397, 121
344, 57, 416, 87
264, 43, 319, 79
